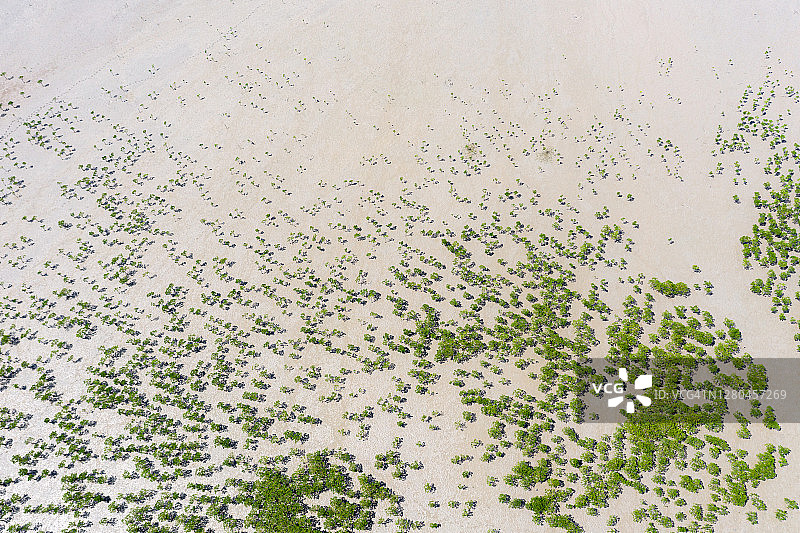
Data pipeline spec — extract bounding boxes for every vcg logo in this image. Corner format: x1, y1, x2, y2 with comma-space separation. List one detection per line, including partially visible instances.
591, 368, 652, 413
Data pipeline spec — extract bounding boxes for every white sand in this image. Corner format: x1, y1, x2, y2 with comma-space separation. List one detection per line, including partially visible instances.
1, 2, 800, 532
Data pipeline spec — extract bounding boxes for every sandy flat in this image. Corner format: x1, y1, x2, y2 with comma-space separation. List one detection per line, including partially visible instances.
1, 2, 800, 532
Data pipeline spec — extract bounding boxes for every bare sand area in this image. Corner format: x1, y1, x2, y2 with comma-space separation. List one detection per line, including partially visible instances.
1, 2, 800, 532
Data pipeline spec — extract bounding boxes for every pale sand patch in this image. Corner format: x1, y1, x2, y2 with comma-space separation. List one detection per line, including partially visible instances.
0, 2, 799, 532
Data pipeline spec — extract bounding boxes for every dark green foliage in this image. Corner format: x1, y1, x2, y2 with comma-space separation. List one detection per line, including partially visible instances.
505, 459, 552, 489
649, 278, 690, 297
237, 451, 392, 533
240, 468, 322, 533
